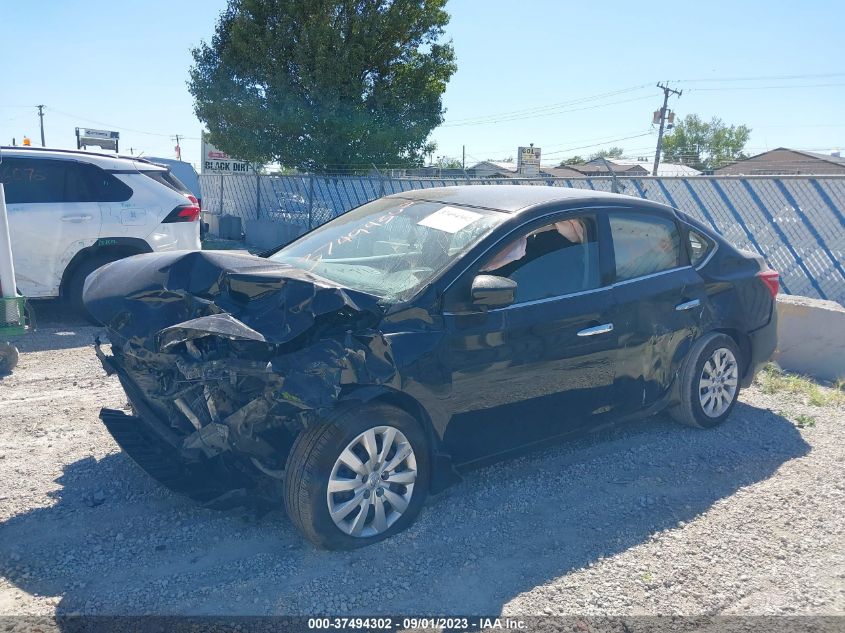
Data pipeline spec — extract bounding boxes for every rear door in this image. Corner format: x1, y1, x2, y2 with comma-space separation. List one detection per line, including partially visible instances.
441, 212, 620, 465
607, 210, 707, 414
0, 157, 103, 297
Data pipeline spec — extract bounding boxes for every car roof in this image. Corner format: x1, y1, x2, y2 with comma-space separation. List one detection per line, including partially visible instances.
388, 184, 672, 214
0, 146, 166, 171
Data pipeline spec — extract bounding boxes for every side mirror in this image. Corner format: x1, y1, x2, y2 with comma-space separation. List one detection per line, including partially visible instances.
471, 274, 517, 309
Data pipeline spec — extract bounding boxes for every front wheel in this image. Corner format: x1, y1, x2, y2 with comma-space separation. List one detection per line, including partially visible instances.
283, 402, 430, 549
670, 333, 742, 429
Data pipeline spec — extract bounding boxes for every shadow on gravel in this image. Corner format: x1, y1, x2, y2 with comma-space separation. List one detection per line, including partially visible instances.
0, 402, 809, 616
10, 299, 100, 353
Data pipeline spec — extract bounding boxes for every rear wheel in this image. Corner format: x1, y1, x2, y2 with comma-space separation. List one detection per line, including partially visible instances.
65, 255, 119, 322
283, 402, 430, 549
670, 333, 741, 429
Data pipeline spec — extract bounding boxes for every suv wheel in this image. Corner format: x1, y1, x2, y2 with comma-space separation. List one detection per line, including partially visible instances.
65, 255, 118, 321
670, 332, 742, 429
284, 402, 430, 549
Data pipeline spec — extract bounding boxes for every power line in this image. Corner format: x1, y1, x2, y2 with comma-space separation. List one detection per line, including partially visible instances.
442, 94, 656, 127
443, 84, 652, 125
690, 82, 845, 92
674, 71, 845, 83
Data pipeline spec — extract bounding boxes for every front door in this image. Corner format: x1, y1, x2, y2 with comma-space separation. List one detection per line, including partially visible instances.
441, 213, 619, 465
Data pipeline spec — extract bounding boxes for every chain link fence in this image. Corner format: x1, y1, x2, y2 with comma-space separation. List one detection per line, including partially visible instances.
199, 173, 845, 305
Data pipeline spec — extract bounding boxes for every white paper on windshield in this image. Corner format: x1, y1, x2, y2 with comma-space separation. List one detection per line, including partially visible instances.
417, 206, 482, 233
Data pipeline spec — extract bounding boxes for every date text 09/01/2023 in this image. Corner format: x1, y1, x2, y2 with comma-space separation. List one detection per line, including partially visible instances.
307, 617, 527, 630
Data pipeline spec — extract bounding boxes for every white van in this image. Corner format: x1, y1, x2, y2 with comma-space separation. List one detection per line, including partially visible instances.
0, 147, 201, 309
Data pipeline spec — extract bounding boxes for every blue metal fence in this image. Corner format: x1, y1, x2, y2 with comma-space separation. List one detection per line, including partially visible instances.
199, 174, 845, 305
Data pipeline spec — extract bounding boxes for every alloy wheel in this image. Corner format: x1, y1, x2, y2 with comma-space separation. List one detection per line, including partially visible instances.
326, 425, 418, 537
699, 347, 739, 418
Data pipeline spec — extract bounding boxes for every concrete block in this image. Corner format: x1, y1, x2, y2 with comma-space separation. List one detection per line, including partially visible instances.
244, 219, 307, 251
202, 211, 221, 237
219, 215, 243, 241
773, 295, 845, 382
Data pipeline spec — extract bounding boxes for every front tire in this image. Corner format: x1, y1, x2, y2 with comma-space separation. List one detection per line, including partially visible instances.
283, 402, 430, 549
670, 333, 742, 429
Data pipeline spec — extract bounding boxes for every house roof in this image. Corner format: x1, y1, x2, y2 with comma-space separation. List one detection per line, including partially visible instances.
714, 147, 845, 173
584, 157, 700, 176
469, 160, 519, 173
775, 148, 845, 166
539, 165, 585, 178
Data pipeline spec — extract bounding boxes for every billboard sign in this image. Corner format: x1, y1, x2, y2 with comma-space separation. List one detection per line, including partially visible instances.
76, 128, 119, 152
517, 145, 541, 176
201, 133, 254, 174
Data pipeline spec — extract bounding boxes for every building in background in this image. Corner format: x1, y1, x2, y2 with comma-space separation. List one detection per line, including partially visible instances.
567, 158, 700, 177
714, 148, 845, 175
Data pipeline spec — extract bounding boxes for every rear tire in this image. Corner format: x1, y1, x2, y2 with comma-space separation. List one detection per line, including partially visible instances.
283, 402, 430, 549
65, 255, 118, 322
669, 333, 742, 429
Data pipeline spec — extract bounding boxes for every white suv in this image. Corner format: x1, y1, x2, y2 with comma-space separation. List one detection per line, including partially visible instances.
0, 147, 201, 309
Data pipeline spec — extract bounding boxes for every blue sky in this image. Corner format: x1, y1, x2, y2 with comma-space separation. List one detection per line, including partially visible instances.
2, 0, 844, 168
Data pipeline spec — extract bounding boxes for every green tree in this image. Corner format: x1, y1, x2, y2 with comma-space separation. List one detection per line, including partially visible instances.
661, 114, 751, 171
189, 0, 457, 173
559, 155, 586, 166
588, 146, 624, 161
435, 156, 463, 169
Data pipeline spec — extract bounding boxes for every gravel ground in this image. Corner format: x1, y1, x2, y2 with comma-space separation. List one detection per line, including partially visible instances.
0, 302, 843, 616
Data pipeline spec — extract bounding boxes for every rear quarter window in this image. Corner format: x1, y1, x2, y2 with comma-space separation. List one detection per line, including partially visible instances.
688, 229, 714, 266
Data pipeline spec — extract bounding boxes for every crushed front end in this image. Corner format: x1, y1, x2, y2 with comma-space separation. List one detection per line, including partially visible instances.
85, 250, 398, 504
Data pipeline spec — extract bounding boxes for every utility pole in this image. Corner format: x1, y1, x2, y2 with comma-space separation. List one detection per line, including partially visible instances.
651, 83, 682, 176
171, 134, 182, 160
462, 145, 466, 170
36, 105, 46, 147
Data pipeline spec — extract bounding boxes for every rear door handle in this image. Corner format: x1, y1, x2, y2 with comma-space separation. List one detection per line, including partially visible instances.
577, 323, 614, 337
675, 299, 701, 311
61, 214, 93, 222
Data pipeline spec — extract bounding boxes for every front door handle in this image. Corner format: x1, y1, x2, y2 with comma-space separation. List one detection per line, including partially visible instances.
61, 214, 93, 222
675, 299, 701, 311
577, 323, 614, 337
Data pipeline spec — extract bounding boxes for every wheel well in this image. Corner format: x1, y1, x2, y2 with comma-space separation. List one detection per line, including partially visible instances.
712, 327, 752, 375
336, 386, 442, 454
60, 240, 151, 298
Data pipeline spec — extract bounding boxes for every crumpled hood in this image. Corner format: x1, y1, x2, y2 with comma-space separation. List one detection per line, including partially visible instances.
83, 250, 383, 349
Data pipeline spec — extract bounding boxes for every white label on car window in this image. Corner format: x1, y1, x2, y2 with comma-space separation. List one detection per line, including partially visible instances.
417, 206, 482, 233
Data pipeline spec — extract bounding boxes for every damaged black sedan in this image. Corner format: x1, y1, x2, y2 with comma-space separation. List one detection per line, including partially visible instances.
84, 186, 779, 549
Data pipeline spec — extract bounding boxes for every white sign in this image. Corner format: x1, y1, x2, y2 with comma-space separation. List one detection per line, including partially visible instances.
76, 127, 119, 151
82, 128, 118, 140
517, 146, 541, 177
417, 206, 482, 233
201, 134, 255, 175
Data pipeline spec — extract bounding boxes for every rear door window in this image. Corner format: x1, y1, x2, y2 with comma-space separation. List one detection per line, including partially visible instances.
609, 213, 681, 282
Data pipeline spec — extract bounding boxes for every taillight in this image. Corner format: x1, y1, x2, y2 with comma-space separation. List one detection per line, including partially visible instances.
162, 203, 201, 223
185, 194, 199, 207
757, 269, 779, 298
